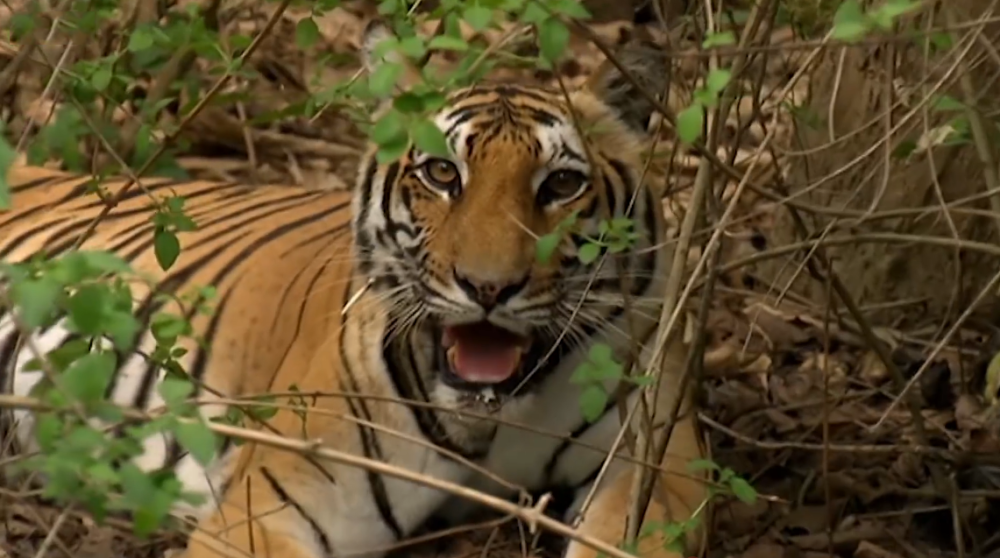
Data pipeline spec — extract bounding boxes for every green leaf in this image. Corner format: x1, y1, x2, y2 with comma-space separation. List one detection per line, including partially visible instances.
393, 92, 425, 113
831, 0, 869, 42
570, 361, 599, 384
295, 17, 321, 49
246, 395, 279, 421
577, 242, 600, 264
702, 31, 736, 48
154, 229, 181, 271
628, 373, 654, 386
686, 458, 721, 472
550, 0, 591, 19
159, 377, 194, 407
43, 339, 91, 372
66, 284, 108, 334
375, 135, 410, 164
62, 352, 116, 407
176, 419, 218, 466
371, 110, 407, 146
929, 31, 953, 52
676, 104, 704, 145
411, 119, 450, 157
609, 216, 635, 235
579, 385, 608, 423
104, 311, 140, 351
90, 65, 113, 92
538, 17, 570, 64
932, 94, 964, 112
589, 343, 614, 365
9, 12, 36, 41
535, 233, 561, 264
420, 90, 448, 112
34, 414, 63, 450
0, 131, 14, 211
75, 250, 132, 274
119, 463, 154, 507
369, 62, 403, 98
728, 476, 758, 504
871, 0, 918, 30
557, 210, 580, 231
87, 462, 118, 485
11, 277, 62, 329
371, 34, 400, 59
586, 343, 622, 381
463, 5, 493, 31
987, 349, 1000, 403
429, 35, 470, 52
705, 69, 731, 96
892, 139, 917, 160
151, 312, 190, 343
399, 36, 427, 60
127, 26, 156, 52
119, 464, 159, 532
521, 2, 548, 24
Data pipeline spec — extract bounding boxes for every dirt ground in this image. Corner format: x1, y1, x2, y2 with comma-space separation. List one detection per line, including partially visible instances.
2, 1, 1000, 557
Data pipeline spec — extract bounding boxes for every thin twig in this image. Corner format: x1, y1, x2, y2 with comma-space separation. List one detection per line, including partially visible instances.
30, 504, 72, 558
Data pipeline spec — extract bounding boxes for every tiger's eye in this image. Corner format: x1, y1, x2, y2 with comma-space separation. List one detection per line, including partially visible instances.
539, 169, 587, 203
421, 159, 460, 192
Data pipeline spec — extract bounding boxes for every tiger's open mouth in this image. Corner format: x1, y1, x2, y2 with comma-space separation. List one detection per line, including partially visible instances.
440, 321, 533, 388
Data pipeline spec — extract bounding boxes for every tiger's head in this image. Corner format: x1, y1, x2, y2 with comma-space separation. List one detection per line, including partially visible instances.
352, 21, 671, 414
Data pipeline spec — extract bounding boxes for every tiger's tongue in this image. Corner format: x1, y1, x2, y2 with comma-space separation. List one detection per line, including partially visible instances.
444, 323, 526, 383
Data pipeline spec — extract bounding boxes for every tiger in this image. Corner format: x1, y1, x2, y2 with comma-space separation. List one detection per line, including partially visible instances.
0, 20, 707, 558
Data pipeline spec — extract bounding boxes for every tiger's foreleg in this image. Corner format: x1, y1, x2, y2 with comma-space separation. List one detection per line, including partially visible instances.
178, 391, 410, 558
563, 409, 706, 558
564, 334, 708, 558
180, 448, 343, 558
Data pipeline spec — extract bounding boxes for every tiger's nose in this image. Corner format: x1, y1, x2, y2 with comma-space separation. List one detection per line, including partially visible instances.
453, 269, 529, 311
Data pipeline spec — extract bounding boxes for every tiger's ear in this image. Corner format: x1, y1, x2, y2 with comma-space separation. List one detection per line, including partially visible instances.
360, 19, 425, 99
582, 40, 668, 134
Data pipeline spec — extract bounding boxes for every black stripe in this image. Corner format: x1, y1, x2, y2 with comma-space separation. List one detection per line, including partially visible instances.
449, 84, 554, 105
259, 466, 334, 556
0, 177, 90, 230
77, 176, 223, 210
354, 158, 379, 233
277, 223, 351, 260
378, 162, 401, 236
0, 313, 22, 446
73, 179, 232, 213
525, 107, 560, 126
336, 277, 404, 541
0, 216, 75, 260
267, 260, 325, 334
354, 160, 379, 276
10, 175, 68, 194
381, 336, 486, 460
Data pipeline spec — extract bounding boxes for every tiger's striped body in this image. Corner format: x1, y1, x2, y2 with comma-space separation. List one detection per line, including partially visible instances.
0, 22, 706, 558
